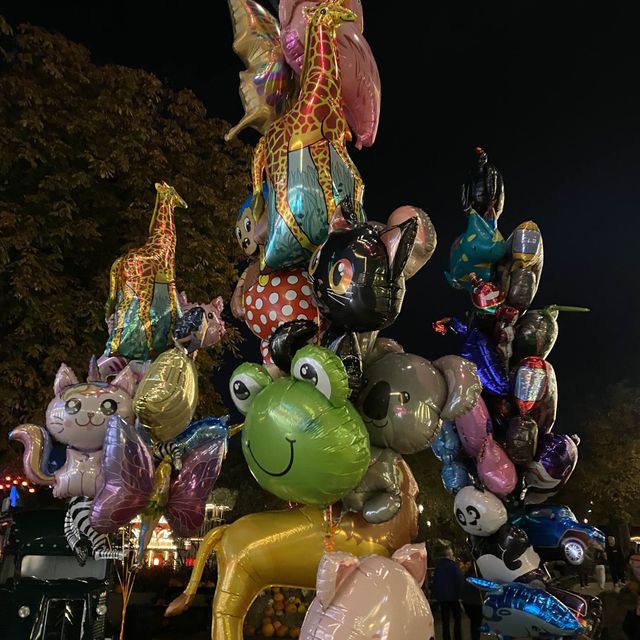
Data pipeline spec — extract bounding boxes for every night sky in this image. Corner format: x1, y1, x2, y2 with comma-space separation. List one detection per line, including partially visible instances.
4, 2, 639, 428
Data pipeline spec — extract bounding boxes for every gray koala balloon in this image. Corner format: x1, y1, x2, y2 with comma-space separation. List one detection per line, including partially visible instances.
358, 351, 482, 454
358, 353, 447, 454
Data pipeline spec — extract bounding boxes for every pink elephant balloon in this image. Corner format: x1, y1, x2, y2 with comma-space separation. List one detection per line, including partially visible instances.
279, 0, 381, 148
455, 396, 492, 457
300, 544, 434, 640
477, 434, 518, 497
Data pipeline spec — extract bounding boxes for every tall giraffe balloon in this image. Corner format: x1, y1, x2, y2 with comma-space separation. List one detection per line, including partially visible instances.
104, 182, 187, 360
252, 0, 366, 271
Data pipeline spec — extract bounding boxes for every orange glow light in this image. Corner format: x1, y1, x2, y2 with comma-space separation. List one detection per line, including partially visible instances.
28, 488, 36, 494
21, 481, 28, 487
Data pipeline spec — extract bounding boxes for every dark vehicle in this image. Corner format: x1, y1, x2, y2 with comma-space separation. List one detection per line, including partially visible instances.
0, 508, 112, 640
513, 505, 605, 566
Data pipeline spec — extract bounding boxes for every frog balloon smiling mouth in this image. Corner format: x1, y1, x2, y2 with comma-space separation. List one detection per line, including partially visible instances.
246, 437, 296, 477
230, 346, 370, 506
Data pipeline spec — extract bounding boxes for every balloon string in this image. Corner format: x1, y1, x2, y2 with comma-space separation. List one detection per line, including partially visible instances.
323, 505, 336, 552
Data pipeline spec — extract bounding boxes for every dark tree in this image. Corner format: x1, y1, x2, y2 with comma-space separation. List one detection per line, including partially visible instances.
0, 16, 252, 461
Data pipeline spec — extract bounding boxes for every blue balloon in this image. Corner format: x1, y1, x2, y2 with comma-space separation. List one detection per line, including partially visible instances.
470, 578, 582, 637
441, 460, 473, 494
431, 420, 462, 463
448, 317, 509, 396
171, 415, 230, 453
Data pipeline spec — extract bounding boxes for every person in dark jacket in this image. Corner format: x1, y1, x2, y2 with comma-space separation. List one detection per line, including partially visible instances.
461, 561, 484, 640
432, 548, 463, 640
606, 536, 626, 589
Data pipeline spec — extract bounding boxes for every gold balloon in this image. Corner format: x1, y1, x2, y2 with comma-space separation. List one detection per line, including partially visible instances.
165, 460, 418, 640
134, 348, 198, 442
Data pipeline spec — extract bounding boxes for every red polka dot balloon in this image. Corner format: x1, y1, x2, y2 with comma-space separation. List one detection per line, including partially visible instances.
242, 268, 318, 364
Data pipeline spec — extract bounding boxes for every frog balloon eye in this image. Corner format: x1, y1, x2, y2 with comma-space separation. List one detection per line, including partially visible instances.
291, 345, 349, 407
229, 363, 272, 415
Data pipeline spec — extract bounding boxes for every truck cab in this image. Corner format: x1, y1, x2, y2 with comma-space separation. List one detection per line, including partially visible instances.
0, 507, 113, 640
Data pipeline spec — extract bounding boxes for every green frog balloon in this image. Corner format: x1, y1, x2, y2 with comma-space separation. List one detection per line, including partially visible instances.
230, 345, 370, 506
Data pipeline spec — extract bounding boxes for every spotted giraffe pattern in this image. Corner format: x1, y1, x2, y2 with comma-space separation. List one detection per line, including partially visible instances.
253, 0, 364, 269
106, 182, 187, 357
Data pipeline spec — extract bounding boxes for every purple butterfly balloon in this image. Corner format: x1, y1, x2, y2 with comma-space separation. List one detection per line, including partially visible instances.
90, 416, 154, 534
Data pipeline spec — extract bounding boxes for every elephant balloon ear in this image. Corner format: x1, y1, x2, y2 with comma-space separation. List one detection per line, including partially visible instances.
291, 345, 350, 407
229, 363, 272, 415
315, 552, 360, 608
391, 543, 428, 587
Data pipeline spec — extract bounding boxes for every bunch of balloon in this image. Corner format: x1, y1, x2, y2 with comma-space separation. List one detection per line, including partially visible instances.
430, 149, 601, 639
163, 2, 448, 639
9, 181, 231, 639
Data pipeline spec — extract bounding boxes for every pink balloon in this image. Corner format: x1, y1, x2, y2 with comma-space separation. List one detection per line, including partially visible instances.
455, 396, 492, 457
279, 0, 381, 149
300, 544, 434, 640
387, 206, 437, 279
477, 435, 518, 497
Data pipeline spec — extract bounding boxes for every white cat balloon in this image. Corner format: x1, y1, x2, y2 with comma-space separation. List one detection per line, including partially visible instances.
10, 358, 136, 498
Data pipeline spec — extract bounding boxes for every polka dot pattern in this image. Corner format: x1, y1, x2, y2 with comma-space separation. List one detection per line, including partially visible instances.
242, 267, 319, 363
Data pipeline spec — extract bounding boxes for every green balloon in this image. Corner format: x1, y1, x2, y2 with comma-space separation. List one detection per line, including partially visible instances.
233, 347, 370, 506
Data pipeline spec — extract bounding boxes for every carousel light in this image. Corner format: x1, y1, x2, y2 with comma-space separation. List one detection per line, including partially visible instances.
21, 481, 28, 487
5, 476, 11, 482
28, 488, 35, 494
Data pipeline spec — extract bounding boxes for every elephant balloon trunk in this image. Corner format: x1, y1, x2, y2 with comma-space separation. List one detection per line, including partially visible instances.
9, 424, 55, 486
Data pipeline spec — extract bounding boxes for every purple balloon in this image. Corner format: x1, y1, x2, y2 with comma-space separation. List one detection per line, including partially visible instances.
456, 397, 492, 457
165, 436, 227, 537
524, 433, 579, 504
477, 435, 518, 497
90, 416, 154, 533
449, 318, 510, 396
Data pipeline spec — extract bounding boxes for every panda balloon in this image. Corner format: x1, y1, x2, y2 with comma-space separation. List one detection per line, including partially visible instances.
454, 486, 542, 583
453, 486, 508, 537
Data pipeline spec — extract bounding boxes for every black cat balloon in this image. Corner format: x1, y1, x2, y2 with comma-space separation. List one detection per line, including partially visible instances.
308, 200, 417, 332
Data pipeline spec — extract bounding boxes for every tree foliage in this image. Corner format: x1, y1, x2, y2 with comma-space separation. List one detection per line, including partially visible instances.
557, 380, 640, 524
0, 18, 252, 461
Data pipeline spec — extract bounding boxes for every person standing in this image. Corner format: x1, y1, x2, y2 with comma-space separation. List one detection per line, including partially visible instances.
432, 548, 463, 640
606, 536, 625, 589
460, 561, 484, 640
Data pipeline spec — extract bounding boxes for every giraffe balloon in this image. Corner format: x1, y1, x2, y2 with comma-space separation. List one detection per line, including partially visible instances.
105, 182, 187, 360
252, 0, 366, 271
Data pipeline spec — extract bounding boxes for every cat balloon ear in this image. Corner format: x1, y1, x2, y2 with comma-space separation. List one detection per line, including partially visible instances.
111, 365, 137, 398
380, 216, 418, 281
53, 363, 79, 396
329, 197, 358, 233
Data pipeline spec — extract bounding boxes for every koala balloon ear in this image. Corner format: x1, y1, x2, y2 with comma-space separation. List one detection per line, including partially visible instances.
391, 543, 428, 587
380, 216, 418, 281
53, 363, 79, 397
315, 552, 360, 608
